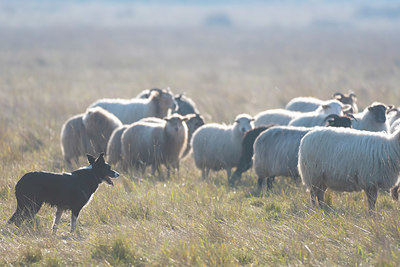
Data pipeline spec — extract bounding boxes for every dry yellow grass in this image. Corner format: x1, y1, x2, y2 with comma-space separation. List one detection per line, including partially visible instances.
1, 27, 400, 265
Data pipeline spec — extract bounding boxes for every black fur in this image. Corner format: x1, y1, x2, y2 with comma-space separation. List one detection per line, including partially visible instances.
8, 153, 119, 231
230, 125, 275, 184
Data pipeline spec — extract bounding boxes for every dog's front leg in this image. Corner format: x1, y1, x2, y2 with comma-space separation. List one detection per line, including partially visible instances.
52, 208, 64, 234
70, 212, 78, 232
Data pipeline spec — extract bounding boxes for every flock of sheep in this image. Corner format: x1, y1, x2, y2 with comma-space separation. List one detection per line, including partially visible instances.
60, 89, 400, 211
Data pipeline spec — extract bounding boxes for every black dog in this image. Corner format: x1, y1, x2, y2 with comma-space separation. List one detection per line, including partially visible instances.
8, 153, 119, 233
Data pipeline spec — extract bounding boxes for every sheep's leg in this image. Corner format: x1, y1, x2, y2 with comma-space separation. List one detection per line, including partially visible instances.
202, 168, 209, 180
391, 184, 399, 201
266, 176, 275, 190
293, 175, 301, 186
365, 185, 378, 211
315, 184, 327, 209
167, 166, 171, 179
310, 187, 316, 206
257, 176, 265, 191
226, 168, 231, 181
52, 208, 64, 234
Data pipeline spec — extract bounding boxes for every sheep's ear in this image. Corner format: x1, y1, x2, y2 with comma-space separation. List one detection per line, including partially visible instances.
349, 92, 357, 100
386, 105, 396, 114
175, 93, 183, 100
333, 92, 344, 100
87, 154, 96, 165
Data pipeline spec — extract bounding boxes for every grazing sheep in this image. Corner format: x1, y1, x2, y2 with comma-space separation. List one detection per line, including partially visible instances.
232, 113, 355, 184
230, 125, 275, 183
191, 114, 254, 180
298, 127, 400, 210
352, 102, 391, 132
181, 113, 205, 157
121, 114, 188, 177
285, 91, 357, 113
254, 109, 301, 127
288, 100, 347, 127
324, 114, 354, 128
89, 89, 177, 124
61, 107, 122, 166
253, 116, 353, 191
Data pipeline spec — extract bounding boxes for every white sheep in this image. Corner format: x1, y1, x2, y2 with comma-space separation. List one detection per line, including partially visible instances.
61, 107, 122, 166
285, 91, 358, 113
121, 114, 188, 177
254, 109, 301, 127
288, 99, 347, 127
89, 89, 177, 124
352, 102, 390, 132
254, 126, 310, 191
191, 114, 254, 180
298, 127, 400, 210
106, 125, 128, 165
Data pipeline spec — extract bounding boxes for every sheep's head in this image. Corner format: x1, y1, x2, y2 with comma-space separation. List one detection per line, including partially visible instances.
151, 88, 178, 114
234, 114, 254, 135
367, 103, 390, 123
324, 114, 354, 128
164, 114, 188, 136
184, 113, 205, 135
333, 91, 358, 114
318, 100, 348, 116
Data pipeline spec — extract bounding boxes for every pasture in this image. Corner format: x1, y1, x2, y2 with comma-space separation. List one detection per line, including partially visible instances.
1, 26, 400, 265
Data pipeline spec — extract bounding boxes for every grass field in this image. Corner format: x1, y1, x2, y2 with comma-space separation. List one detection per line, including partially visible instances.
1, 26, 400, 265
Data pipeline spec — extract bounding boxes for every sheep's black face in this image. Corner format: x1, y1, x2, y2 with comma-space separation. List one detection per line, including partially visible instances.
369, 105, 386, 123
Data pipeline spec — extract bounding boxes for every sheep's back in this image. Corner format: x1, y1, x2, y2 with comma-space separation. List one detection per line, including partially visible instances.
299, 128, 400, 191
254, 126, 310, 178
192, 124, 239, 170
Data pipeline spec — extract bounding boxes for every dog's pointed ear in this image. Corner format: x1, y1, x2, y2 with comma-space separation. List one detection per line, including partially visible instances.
87, 154, 96, 165
95, 152, 105, 164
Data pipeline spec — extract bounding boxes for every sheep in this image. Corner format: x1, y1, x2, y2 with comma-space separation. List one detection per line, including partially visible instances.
352, 102, 392, 132
121, 114, 188, 177
191, 114, 254, 181
288, 99, 348, 127
285, 91, 357, 113
230, 125, 275, 183
298, 127, 400, 210
324, 114, 354, 128
106, 125, 128, 165
254, 109, 301, 127
253, 116, 353, 191
89, 89, 177, 124
136, 88, 163, 99
137, 89, 200, 116
106, 113, 204, 165
173, 93, 200, 116
61, 107, 122, 166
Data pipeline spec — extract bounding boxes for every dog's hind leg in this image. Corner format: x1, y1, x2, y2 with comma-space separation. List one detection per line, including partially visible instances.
52, 208, 64, 234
